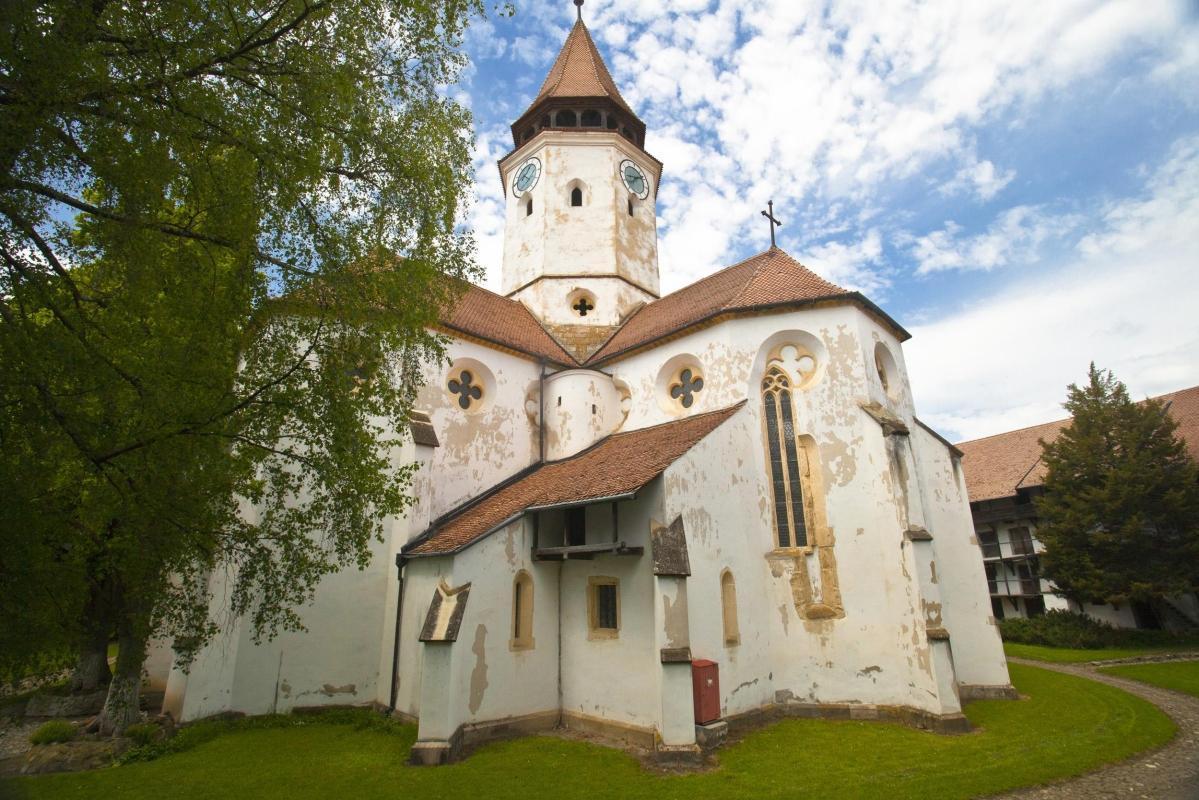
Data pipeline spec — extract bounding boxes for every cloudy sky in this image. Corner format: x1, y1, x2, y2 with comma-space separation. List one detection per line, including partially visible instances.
456, 0, 1199, 443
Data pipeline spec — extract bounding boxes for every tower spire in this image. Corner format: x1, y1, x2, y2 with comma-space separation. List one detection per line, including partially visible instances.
574, 0, 583, 21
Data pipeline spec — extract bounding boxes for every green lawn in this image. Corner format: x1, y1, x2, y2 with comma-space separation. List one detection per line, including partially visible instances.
4, 664, 1175, 800
1099, 660, 1199, 699
1004, 641, 1199, 663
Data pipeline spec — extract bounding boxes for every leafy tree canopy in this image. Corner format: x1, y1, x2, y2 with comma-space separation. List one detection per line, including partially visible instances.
0, 0, 482, 728
1035, 364, 1199, 607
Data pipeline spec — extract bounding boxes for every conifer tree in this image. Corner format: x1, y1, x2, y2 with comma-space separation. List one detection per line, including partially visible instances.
1035, 365, 1199, 608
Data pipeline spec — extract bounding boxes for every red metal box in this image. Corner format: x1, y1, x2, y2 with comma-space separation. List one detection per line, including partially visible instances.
691, 659, 720, 724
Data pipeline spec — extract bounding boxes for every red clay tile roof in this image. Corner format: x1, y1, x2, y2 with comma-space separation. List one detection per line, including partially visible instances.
585, 247, 905, 365
524, 19, 639, 120
440, 282, 577, 366
957, 385, 1199, 503
405, 401, 745, 556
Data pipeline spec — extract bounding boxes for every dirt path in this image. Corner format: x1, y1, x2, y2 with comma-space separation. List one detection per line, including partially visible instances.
990, 657, 1199, 799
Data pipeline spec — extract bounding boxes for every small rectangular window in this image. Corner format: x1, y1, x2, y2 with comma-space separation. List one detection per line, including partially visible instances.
587, 577, 619, 639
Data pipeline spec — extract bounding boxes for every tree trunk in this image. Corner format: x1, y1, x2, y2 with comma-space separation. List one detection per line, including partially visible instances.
94, 618, 146, 736
68, 581, 112, 693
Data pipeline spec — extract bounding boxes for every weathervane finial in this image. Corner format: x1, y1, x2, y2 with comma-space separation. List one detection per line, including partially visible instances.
574, 0, 584, 21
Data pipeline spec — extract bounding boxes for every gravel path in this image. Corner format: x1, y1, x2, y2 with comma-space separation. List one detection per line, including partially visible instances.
990, 657, 1199, 799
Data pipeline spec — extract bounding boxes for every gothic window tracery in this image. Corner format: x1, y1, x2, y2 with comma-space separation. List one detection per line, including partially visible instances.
448, 370, 483, 410
761, 365, 809, 548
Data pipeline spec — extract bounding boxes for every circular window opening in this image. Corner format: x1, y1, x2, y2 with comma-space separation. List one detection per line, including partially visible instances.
568, 290, 597, 318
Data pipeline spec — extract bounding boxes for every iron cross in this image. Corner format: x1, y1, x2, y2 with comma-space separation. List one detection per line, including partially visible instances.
761, 200, 782, 248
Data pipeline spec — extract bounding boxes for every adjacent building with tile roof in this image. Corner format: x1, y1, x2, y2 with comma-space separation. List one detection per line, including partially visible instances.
166, 6, 1012, 760
956, 385, 1199, 629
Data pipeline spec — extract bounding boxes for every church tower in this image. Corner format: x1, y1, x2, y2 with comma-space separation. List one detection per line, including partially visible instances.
498, 4, 661, 343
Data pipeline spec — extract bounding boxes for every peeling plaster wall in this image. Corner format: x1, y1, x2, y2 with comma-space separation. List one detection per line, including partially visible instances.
515, 276, 653, 328
621, 306, 984, 718
415, 338, 541, 525
910, 426, 1012, 690
431, 518, 561, 725
501, 131, 661, 301
558, 484, 663, 730
542, 368, 624, 460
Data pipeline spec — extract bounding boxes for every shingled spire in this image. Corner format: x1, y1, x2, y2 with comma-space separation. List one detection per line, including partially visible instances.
509, 14, 647, 149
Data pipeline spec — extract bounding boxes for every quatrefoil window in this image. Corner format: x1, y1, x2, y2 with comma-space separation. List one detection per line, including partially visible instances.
448, 370, 483, 410
669, 368, 704, 408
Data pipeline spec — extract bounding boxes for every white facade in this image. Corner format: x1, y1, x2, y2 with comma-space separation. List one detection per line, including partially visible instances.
163, 15, 1012, 761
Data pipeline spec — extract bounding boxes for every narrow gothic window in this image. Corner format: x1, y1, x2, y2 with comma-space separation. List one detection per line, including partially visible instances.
448, 370, 483, 410
627, 198, 634, 217
512, 571, 534, 650
526, 197, 533, 216
571, 187, 583, 207
721, 570, 740, 645
761, 366, 808, 547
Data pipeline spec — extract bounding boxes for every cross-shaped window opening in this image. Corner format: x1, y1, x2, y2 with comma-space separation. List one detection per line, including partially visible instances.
448, 370, 483, 410
572, 296, 594, 317
670, 368, 704, 408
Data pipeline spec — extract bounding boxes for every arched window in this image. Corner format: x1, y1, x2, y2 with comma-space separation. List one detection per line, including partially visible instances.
571, 187, 583, 207
511, 571, 534, 650
627, 197, 635, 217
721, 569, 740, 646
581, 109, 602, 127
555, 109, 577, 127
606, 115, 619, 130
526, 196, 533, 216
761, 365, 809, 548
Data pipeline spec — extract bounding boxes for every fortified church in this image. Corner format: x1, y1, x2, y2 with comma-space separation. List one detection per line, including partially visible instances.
159, 5, 1014, 763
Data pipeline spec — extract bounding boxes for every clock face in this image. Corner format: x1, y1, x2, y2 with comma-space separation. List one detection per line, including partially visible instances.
512, 157, 541, 197
619, 159, 649, 199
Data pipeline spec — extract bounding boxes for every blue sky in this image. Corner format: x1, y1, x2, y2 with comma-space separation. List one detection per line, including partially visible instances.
455, 0, 1199, 442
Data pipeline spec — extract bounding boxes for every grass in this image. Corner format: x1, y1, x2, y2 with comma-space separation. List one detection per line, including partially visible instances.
1004, 641, 1199, 663
1099, 660, 1199, 699
3, 664, 1176, 800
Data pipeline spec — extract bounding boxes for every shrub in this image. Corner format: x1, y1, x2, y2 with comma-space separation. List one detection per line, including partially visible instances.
119, 707, 414, 765
125, 722, 160, 747
1000, 609, 1199, 649
30, 720, 77, 745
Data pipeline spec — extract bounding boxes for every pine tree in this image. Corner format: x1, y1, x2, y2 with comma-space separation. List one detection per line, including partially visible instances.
1035, 364, 1199, 607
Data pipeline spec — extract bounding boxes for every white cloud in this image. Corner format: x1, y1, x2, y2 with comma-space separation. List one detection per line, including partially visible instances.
940, 157, 1016, 202
906, 205, 1074, 274
906, 135, 1199, 442
802, 229, 889, 295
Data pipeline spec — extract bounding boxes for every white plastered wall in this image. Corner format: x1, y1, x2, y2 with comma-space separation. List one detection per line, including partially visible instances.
501, 131, 661, 303
608, 305, 984, 718
910, 426, 1011, 690
414, 338, 541, 521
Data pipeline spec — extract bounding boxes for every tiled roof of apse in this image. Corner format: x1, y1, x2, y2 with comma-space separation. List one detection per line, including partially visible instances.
440, 282, 577, 367
956, 385, 1199, 503
405, 402, 745, 556
585, 248, 906, 365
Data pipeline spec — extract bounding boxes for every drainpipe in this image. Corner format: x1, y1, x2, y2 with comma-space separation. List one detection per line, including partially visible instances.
539, 359, 547, 463
388, 553, 407, 713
